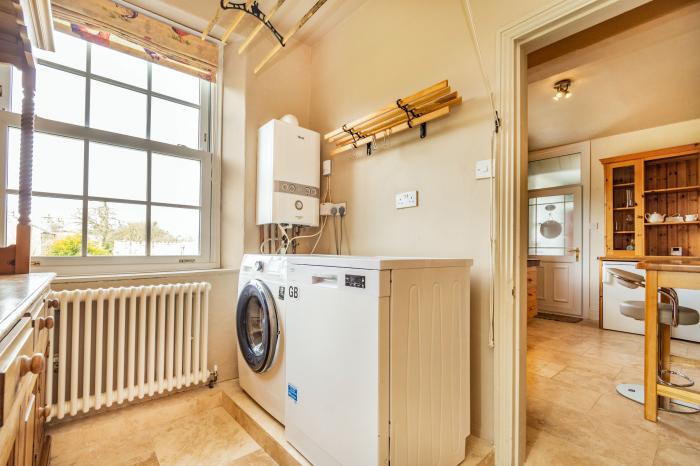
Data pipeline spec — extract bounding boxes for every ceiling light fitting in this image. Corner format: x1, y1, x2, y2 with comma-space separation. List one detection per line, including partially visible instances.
553, 79, 572, 101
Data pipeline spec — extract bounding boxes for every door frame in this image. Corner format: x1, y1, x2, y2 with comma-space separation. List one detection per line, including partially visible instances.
529, 141, 592, 318
528, 184, 583, 316
492, 0, 651, 464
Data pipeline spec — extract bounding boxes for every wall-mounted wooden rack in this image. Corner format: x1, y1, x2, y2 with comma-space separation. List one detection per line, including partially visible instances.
324, 80, 462, 156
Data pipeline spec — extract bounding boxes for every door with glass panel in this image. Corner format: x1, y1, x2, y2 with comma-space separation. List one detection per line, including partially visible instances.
528, 186, 583, 316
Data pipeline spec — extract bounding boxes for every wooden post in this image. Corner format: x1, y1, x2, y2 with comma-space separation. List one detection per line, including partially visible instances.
644, 270, 659, 421
15, 65, 35, 274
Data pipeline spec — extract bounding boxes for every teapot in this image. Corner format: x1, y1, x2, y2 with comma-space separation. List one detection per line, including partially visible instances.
645, 212, 665, 223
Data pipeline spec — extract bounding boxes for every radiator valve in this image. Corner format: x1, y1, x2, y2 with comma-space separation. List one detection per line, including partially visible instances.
207, 365, 219, 388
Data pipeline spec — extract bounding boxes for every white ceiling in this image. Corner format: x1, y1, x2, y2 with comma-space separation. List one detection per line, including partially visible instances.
527, 1, 700, 150
127, 0, 368, 44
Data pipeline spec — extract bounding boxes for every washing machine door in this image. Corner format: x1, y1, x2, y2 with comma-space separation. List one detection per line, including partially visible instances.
236, 279, 280, 373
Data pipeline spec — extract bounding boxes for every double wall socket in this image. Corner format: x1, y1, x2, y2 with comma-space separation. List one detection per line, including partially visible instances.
395, 191, 418, 209
320, 202, 347, 216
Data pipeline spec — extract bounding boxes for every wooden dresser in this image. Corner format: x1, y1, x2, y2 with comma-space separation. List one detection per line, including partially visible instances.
527, 259, 540, 321
0, 273, 55, 465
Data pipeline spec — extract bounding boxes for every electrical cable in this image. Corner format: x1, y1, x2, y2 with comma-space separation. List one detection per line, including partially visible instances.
462, 0, 498, 349
310, 216, 328, 253
276, 224, 290, 254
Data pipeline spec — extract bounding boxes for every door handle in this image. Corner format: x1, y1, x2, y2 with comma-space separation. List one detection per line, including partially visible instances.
311, 275, 338, 285
567, 248, 580, 261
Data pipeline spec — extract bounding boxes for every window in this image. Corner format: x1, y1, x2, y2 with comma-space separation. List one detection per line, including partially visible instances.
527, 153, 581, 190
2, 31, 217, 271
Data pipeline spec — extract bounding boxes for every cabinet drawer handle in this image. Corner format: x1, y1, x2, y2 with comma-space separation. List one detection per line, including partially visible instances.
38, 405, 51, 418
19, 353, 45, 377
37, 316, 55, 330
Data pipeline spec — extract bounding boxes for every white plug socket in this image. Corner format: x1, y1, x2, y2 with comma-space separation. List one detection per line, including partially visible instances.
395, 191, 418, 209
320, 202, 347, 216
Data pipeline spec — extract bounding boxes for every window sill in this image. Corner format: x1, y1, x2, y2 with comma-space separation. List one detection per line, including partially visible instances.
52, 267, 238, 284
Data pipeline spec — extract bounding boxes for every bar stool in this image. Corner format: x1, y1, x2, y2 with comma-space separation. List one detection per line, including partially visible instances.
607, 267, 700, 414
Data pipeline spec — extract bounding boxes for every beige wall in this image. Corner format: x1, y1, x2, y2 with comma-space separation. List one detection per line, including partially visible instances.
306, 0, 552, 442
588, 118, 700, 312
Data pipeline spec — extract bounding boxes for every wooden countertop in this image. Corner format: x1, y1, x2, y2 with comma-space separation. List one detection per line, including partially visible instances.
0, 273, 54, 340
636, 259, 700, 273
599, 256, 700, 262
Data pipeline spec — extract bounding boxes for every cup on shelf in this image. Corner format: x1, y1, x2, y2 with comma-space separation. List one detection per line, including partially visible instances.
685, 213, 699, 222
666, 214, 684, 223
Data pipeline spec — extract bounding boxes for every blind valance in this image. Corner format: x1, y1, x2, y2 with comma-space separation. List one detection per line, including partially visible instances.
52, 0, 218, 81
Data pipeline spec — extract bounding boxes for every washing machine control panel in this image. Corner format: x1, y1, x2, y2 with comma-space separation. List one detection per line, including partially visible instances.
345, 274, 366, 289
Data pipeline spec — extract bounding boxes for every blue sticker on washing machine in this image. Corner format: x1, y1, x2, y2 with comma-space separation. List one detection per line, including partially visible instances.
288, 384, 298, 403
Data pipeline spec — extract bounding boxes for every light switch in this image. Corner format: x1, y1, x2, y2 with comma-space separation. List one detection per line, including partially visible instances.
476, 159, 493, 179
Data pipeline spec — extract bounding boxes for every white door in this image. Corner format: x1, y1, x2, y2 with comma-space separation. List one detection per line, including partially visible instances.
528, 186, 582, 316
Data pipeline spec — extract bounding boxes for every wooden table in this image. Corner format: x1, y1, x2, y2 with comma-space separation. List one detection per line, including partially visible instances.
637, 259, 700, 421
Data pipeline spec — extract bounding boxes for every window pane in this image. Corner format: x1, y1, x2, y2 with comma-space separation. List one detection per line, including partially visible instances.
150, 98, 199, 148
88, 143, 146, 201
35, 31, 87, 71
87, 201, 146, 256
6, 194, 83, 257
151, 63, 199, 104
7, 129, 83, 195
528, 194, 575, 256
528, 153, 581, 190
90, 80, 146, 137
151, 154, 201, 206
151, 206, 199, 256
32, 65, 86, 125
90, 44, 147, 88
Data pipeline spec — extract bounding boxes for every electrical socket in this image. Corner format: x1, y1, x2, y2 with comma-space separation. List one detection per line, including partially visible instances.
320, 202, 347, 216
395, 191, 418, 209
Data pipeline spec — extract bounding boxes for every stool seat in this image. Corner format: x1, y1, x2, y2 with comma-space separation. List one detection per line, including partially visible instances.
620, 301, 700, 326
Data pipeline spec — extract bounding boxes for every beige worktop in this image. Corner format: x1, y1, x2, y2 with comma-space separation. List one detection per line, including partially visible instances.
0, 273, 54, 340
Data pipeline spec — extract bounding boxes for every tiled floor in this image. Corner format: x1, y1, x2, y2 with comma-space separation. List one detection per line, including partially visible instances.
526, 318, 700, 465
49, 388, 277, 466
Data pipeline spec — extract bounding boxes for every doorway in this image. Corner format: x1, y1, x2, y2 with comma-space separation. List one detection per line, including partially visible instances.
492, 0, 700, 464
528, 185, 582, 317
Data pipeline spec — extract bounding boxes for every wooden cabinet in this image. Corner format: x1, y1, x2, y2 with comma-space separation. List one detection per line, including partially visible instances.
602, 143, 700, 258
527, 265, 538, 321
0, 276, 53, 466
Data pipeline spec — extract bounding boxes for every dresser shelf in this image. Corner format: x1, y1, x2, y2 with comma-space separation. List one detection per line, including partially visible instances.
602, 143, 700, 258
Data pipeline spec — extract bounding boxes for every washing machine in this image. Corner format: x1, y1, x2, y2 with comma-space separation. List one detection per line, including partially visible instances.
236, 254, 288, 424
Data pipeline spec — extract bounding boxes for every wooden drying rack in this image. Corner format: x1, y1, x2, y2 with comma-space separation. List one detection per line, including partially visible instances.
324, 80, 462, 156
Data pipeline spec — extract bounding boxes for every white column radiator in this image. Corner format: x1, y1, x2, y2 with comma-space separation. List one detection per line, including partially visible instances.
46, 282, 212, 421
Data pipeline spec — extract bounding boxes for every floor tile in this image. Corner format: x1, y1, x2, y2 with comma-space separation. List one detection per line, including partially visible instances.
526, 319, 700, 465
152, 407, 262, 466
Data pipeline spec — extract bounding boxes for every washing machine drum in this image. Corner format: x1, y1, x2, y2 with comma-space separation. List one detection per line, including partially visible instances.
236, 279, 280, 373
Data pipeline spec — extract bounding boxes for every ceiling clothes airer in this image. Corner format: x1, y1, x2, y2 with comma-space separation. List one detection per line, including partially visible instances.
202, 0, 329, 74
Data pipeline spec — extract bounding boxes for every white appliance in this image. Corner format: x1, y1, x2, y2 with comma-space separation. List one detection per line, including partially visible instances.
602, 261, 700, 342
256, 118, 320, 227
284, 255, 472, 466
236, 254, 289, 423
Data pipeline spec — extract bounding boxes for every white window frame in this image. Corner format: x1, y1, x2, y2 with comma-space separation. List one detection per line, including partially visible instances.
0, 39, 221, 275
